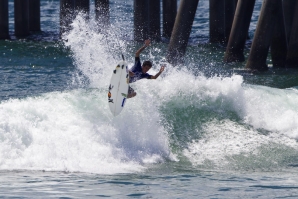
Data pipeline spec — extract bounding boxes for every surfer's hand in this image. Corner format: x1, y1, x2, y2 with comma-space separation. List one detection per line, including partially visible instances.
129, 71, 135, 77
151, 65, 165, 79
160, 65, 166, 73
144, 39, 151, 47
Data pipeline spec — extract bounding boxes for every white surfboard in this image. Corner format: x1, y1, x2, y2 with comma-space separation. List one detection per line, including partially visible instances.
108, 60, 129, 116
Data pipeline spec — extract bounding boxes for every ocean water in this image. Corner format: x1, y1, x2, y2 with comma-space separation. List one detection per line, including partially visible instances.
1, 0, 298, 198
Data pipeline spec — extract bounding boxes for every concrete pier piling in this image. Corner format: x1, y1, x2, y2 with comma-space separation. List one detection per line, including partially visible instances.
95, 0, 109, 28
60, 0, 75, 36
148, 0, 161, 41
166, 0, 200, 65
224, 0, 256, 63
224, 0, 237, 44
134, 0, 160, 41
286, 1, 298, 67
246, 0, 280, 71
76, 0, 90, 17
209, 0, 225, 44
271, 0, 287, 68
29, 0, 41, 31
0, 0, 9, 39
14, 0, 30, 37
134, 0, 149, 41
283, 0, 296, 44
162, 0, 177, 39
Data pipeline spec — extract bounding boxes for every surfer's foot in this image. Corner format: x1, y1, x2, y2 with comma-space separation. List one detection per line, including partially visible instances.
127, 92, 136, 98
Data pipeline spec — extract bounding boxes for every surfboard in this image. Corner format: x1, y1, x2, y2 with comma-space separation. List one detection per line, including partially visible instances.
108, 60, 129, 116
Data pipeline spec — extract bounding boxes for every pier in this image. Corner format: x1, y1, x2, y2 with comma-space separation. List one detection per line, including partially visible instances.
1, 0, 298, 69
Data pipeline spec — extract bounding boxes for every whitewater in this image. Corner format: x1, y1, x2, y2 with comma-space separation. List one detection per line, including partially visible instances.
1, 14, 298, 176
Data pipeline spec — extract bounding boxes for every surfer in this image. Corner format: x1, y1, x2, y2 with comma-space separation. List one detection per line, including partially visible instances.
127, 39, 165, 98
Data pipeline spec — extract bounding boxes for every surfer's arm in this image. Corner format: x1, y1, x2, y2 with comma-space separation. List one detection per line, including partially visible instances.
128, 70, 135, 77
135, 39, 151, 57
150, 65, 165, 79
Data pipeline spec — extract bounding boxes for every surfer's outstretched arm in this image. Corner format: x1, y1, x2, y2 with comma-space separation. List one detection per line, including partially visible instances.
135, 39, 151, 57
151, 65, 166, 79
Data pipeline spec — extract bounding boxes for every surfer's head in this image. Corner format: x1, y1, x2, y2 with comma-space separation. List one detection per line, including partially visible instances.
142, 61, 152, 73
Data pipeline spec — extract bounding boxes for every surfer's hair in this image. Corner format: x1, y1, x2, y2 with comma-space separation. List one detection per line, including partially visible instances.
142, 61, 152, 67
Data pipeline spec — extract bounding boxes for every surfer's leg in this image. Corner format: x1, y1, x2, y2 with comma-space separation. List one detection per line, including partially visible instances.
127, 86, 137, 98
127, 92, 136, 98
